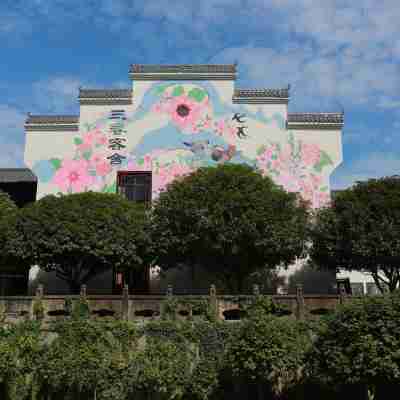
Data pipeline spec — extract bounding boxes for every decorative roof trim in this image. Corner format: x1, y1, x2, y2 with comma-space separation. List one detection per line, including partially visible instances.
25, 115, 79, 132
129, 64, 236, 80
0, 168, 37, 183
25, 125, 79, 132
232, 88, 289, 104
79, 89, 132, 105
234, 88, 289, 98
287, 113, 344, 130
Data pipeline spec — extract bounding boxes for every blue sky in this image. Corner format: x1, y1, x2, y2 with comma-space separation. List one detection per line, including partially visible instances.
1, 0, 400, 189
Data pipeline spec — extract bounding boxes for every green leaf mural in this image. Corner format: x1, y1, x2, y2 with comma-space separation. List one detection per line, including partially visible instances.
74, 137, 83, 145
155, 84, 170, 95
172, 86, 184, 97
102, 182, 116, 193
188, 88, 206, 102
314, 151, 333, 172
82, 151, 92, 161
256, 145, 266, 156
50, 158, 62, 170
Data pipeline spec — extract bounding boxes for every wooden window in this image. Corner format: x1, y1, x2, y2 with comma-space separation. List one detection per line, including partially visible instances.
117, 171, 152, 203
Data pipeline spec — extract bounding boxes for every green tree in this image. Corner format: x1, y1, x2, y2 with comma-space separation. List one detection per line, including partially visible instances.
3, 192, 151, 293
308, 294, 400, 399
0, 191, 20, 270
151, 164, 310, 293
0, 321, 43, 400
0, 190, 17, 221
226, 311, 311, 398
311, 176, 400, 292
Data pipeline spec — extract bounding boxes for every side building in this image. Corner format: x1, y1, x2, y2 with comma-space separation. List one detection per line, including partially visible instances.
24, 64, 344, 293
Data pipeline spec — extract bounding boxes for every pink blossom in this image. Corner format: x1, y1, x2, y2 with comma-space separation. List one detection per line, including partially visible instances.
270, 159, 282, 170
299, 180, 314, 203
94, 133, 107, 146
152, 163, 192, 194
315, 191, 330, 208
90, 154, 112, 176
127, 155, 152, 171
53, 159, 94, 192
77, 132, 96, 152
152, 102, 163, 113
310, 174, 323, 189
302, 143, 321, 166
165, 95, 204, 132
257, 147, 274, 164
214, 119, 226, 136
279, 144, 292, 164
202, 117, 212, 130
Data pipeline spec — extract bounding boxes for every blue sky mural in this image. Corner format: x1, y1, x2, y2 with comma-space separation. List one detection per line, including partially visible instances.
1, 0, 399, 189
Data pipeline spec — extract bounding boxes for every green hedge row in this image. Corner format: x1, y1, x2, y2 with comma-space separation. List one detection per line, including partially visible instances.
1, 295, 400, 400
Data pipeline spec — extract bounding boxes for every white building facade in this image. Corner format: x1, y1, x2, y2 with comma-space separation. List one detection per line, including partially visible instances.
24, 64, 347, 293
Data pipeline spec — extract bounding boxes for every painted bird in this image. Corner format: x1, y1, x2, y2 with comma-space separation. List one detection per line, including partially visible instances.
183, 140, 210, 155
211, 144, 236, 162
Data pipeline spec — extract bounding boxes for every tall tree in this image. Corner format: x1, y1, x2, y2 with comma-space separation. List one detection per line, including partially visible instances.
311, 176, 400, 293
0, 190, 17, 220
308, 294, 400, 399
2, 192, 151, 293
150, 164, 310, 293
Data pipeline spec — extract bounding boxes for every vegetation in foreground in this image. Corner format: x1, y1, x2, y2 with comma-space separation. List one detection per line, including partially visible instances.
0, 294, 400, 399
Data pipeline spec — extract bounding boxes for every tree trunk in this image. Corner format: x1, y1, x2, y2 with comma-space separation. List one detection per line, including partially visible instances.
68, 281, 82, 294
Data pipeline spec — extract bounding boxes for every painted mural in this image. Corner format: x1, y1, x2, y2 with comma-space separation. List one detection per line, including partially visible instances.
32, 82, 334, 208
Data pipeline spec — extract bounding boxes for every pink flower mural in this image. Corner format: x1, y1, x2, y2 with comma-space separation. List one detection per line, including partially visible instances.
302, 143, 321, 166
167, 95, 203, 132
53, 159, 95, 192
256, 135, 333, 208
152, 161, 193, 195
32, 82, 337, 209
90, 154, 112, 176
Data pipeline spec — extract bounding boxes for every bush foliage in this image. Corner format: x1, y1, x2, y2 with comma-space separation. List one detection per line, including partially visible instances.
1, 192, 152, 292
151, 164, 310, 293
0, 294, 399, 399
311, 176, 400, 292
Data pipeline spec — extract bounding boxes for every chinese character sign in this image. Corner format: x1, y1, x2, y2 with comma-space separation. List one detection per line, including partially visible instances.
107, 110, 127, 165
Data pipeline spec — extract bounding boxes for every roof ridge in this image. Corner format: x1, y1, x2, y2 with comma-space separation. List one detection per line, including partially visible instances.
287, 112, 344, 125
130, 64, 236, 73
234, 88, 289, 98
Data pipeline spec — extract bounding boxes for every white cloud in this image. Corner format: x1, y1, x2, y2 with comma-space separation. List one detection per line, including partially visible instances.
31, 77, 83, 113
377, 98, 400, 109
0, 105, 25, 132
0, 105, 26, 167
212, 43, 400, 111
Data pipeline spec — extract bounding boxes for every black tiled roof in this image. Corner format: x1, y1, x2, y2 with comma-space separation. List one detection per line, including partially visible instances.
129, 64, 236, 73
25, 115, 79, 124
0, 168, 37, 183
234, 88, 289, 98
79, 89, 132, 99
287, 113, 344, 124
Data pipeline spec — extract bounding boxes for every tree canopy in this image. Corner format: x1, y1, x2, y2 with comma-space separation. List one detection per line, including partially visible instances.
0, 190, 17, 221
310, 176, 400, 292
2, 192, 151, 292
227, 308, 311, 397
308, 293, 400, 398
150, 164, 310, 292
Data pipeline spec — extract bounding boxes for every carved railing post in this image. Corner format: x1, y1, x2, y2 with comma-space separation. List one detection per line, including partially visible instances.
167, 284, 173, 297
32, 284, 44, 321
339, 283, 347, 305
80, 284, 87, 299
209, 284, 219, 321
253, 284, 260, 297
296, 284, 305, 320
122, 284, 129, 320
36, 284, 44, 299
